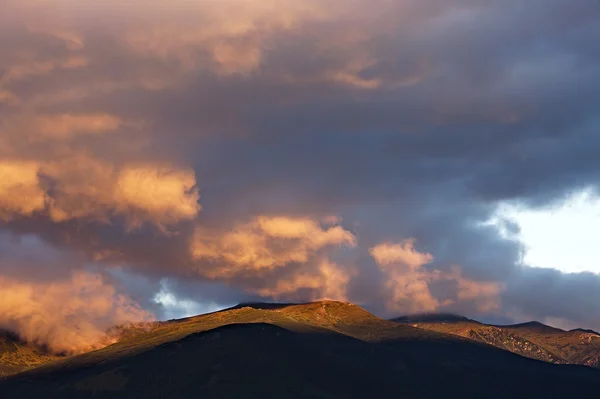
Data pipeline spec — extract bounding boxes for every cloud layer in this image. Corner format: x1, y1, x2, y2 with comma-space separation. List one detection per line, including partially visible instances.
1, 0, 600, 347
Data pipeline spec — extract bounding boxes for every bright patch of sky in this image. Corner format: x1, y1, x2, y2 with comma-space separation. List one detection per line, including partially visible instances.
492, 189, 600, 274
153, 288, 229, 320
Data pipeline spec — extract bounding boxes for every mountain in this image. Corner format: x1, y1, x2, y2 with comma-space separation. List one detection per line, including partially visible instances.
503, 321, 600, 368
2, 301, 600, 398
0, 324, 156, 378
0, 330, 62, 377
394, 314, 600, 368
392, 313, 473, 323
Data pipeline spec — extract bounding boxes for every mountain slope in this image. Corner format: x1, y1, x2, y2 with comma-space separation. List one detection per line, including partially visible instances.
393, 315, 600, 368
3, 301, 600, 398
1, 301, 432, 381
503, 322, 600, 368
0, 330, 62, 377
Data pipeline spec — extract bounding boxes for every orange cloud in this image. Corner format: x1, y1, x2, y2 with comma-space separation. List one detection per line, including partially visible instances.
371, 240, 440, 312
192, 216, 356, 278
371, 240, 503, 313
449, 266, 504, 313
0, 271, 153, 354
0, 157, 200, 230
121, 0, 329, 76
114, 166, 200, 230
370, 239, 434, 270
32, 113, 122, 140
3, 0, 397, 96
0, 90, 19, 105
0, 56, 88, 87
253, 259, 354, 301
0, 161, 46, 221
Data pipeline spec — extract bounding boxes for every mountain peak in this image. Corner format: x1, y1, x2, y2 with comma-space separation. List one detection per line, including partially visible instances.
504, 321, 564, 332
570, 328, 600, 335
231, 299, 354, 310
225, 300, 389, 331
278, 300, 374, 320
228, 302, 297, 311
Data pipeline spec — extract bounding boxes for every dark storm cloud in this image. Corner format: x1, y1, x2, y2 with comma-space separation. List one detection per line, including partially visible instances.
504, 267, 600, 329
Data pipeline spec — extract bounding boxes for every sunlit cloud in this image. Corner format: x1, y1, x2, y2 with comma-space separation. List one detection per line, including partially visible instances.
371, 240, 503, 313
192, 216, 356, 278
252, 259, 354, 302
0, 271, 153, 354
0, 161, 47, 220
31, 113, 123, 140
0, 158, 200, 230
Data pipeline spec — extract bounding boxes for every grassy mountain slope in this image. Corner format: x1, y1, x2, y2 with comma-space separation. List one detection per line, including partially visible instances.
2, 301, 600, 398
0, 330, 62, 377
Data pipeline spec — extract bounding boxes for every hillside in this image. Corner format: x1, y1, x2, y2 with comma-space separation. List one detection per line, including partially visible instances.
3, 301, 435, 375
503, 322, 600, 368
0, 330, 63, 377
0, 301, 433, 379
393, 314, 600, 368
2, 301, 600, 398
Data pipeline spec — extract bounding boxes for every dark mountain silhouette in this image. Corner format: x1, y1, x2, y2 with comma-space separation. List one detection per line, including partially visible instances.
571, 328, 600, 335
394, 313, 600, 368
2, 301, 600, 398
392, 313, 473, 323
503, 321, 564, 333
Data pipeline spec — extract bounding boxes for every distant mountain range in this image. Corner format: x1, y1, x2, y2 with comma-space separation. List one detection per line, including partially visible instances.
2, 302, 600, 398
392, 312, 600, 368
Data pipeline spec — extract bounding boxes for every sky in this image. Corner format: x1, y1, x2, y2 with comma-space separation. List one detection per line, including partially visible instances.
497, 190, 600, 274
0, 0, 599, 352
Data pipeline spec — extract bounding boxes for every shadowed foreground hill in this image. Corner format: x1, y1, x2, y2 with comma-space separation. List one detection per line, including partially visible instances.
393, 313, 600, 368
2, 301, 600, 398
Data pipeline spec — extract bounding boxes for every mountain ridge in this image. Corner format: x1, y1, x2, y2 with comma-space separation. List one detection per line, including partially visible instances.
2, 302, 600, 398
393, 312, 600, 368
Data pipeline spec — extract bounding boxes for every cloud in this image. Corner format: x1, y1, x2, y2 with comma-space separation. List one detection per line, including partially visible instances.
31, 113, 123, 140
192, 216, 356, 278
370, 240, 434, 269
370, 240, 503, 313
0, 161, 46, 220
114, 166, 200, 230
0, 271, 153, 354
0, 158, 199, 230
503, 267, 600, 330
251, 259, 353, 302
0, 55, 88, 88
0, 0, 599, 337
